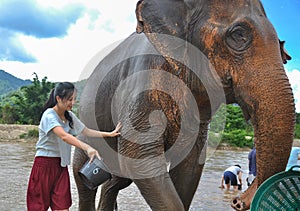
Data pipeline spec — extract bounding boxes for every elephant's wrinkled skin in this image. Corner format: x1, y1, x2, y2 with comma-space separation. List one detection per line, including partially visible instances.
73, 0, 295, 210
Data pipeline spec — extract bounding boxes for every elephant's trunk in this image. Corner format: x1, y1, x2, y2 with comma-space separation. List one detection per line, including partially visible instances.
231, 63, 295, 210
237, 61, 295, 186
252, 67, 295, 185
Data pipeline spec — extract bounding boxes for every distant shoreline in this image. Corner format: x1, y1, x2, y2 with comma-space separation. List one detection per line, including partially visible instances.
0, 124, 38, 142
0, 124, 299, 148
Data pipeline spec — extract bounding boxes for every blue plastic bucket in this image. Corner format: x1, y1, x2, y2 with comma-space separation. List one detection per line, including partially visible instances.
78, 157, 112, 190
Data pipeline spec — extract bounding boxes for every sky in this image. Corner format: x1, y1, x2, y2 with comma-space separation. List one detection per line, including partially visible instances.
0, 0, 299, 112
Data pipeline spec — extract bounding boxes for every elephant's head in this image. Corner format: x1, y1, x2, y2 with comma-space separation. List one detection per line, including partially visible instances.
136, 0, 295, 209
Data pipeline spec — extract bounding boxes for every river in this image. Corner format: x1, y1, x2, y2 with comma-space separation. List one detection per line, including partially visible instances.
0, 141, 251, 211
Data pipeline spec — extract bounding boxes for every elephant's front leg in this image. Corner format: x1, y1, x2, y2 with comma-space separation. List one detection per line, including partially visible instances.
118, 114, 185, 210
119, 141, 185, 211
133, 173, 185, 211
168, 122, 208, 210
97, 176, 132, 211
73, 147, 98, 211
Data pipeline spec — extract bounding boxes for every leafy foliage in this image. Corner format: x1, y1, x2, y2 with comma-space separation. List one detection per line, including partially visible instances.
71, 79, 86, 116
295, 124, 300, 139
19, 128, 39, 139
0, 73, 55, 125
214, 104, 254, 148
207, 104, 254, 148
295, 113, 300, 139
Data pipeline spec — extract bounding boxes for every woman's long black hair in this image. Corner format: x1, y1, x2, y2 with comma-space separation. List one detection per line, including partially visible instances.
42, 82, 75, 128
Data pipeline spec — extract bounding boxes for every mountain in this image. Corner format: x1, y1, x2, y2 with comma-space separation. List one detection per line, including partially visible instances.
0, 70, 32, 96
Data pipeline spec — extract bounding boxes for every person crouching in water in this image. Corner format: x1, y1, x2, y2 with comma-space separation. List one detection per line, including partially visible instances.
26, 82, 121, 211
220, 164, 243, 191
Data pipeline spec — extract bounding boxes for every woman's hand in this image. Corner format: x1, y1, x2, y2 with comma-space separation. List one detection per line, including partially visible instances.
109, 122, 122, 137
86, 146, 101, 163
81, 122, 122, 138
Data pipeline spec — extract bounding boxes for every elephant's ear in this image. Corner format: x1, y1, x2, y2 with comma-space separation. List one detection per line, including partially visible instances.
135, 0, 209, 73
135, 0, 189, 39
279, 40, 291, 64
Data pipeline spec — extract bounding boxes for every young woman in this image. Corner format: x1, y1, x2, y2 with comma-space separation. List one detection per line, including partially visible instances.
26, 82, 121, 211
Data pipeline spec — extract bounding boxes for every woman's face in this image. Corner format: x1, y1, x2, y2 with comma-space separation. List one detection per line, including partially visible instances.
57, 91, 77, 111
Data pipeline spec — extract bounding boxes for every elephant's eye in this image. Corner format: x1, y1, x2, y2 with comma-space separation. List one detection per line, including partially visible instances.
225, 23, 253, 52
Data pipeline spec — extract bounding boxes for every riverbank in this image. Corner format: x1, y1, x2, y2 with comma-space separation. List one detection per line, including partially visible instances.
0, 124, 38, 142
0, 124, 299, 147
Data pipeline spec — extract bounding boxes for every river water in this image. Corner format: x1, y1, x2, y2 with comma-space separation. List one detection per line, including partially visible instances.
0, 141, 250, 211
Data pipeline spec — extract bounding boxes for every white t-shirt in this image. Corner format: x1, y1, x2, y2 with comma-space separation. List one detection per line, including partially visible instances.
35, 108, 85, 167
224, 165, 243, 176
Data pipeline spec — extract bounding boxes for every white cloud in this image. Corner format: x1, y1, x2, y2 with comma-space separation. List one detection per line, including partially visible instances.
0, 0, 136, 82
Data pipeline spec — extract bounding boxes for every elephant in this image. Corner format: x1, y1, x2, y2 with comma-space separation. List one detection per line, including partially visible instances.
72, 0, 295, 210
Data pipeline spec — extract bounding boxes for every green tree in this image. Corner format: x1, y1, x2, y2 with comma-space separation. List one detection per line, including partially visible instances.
0, 90, 24, 123
208, 104, 226, 147
221, 104, 254, 147
295, 112, 300, 139
18, 73, 55, 124
224, 104, 248, 131
0, 73, 55, 125
0, 103, 17, 123
295, 124, 300, 139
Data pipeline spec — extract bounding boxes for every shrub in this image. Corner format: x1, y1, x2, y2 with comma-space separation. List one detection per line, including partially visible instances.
19, 128, 39, 139
27, 128, 39, 137
222, 129, 254, 148
295, 124, 300, 139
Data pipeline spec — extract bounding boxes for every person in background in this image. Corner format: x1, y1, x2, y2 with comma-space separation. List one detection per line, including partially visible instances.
220, 164, 243, 191
285, 147, 300, 171
247, 139, 257, 186
26, 82, 122, 211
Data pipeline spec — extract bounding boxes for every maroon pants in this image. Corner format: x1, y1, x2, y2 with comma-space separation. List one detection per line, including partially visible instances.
27, 156, 72, 211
